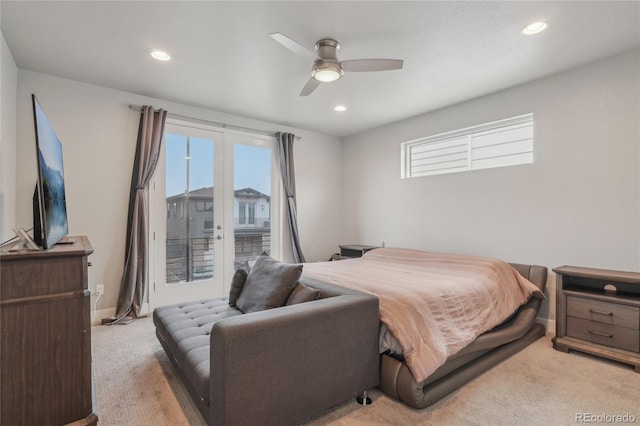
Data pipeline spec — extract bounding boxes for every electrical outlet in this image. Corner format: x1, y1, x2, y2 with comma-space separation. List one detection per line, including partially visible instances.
96, 284, 104, 296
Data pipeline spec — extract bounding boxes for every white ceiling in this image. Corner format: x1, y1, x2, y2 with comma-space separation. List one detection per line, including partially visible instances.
2, 1, 639, 137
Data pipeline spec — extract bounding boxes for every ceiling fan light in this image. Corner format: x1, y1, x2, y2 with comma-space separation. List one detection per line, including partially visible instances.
312, 61, 343, 82
314, 69, 341, 82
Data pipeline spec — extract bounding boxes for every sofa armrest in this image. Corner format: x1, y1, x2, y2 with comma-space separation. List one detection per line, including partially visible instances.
209, 293, 379, 426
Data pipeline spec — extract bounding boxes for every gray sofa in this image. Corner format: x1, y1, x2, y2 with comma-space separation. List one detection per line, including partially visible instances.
153, 276, 379, 426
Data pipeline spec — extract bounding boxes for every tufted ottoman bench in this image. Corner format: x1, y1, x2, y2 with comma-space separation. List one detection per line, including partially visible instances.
153, 298, 242, 409
152, 276, 380, 426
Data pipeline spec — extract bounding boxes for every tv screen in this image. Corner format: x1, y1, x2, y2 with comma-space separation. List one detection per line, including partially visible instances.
32, 94, 69, 249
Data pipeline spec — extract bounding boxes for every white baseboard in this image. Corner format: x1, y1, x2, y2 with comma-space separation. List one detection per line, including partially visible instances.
93, 309, 555, 334
90, 303, 151, 326
139, 302, 151, 317
91, 307, 116, 325
536, 317, 555, 334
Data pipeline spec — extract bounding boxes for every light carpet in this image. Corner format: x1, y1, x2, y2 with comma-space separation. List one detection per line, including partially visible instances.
92, 317, 640, 425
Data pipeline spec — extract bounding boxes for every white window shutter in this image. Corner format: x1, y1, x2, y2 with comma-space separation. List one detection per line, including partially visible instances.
401, 114, 533, 178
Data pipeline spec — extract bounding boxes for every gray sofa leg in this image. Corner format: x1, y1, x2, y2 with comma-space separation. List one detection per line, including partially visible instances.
356, 390, 372, 405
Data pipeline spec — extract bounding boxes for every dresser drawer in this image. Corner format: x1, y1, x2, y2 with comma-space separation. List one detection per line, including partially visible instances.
566, 296, 639, 329
567, 316, 640, 353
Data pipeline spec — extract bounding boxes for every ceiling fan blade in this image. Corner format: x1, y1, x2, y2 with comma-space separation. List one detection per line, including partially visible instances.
269, 32, 315, 59
299, 78, 321, 96
341, 59, 404, 72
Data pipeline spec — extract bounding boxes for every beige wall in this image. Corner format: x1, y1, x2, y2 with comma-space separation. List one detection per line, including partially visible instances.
15, 70, 343, 311
10, 50, 639, 325
341, 50, 640, 325
1, 32, 17, 242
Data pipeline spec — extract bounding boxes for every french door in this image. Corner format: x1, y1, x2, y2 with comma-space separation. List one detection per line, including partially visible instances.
150, 120, 279, 308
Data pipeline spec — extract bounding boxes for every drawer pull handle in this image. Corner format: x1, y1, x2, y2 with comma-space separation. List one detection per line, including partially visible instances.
588, 329, 613, 338
588, 308, 613, 316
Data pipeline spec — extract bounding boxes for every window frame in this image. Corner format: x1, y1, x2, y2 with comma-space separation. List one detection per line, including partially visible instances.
401, 113, 534, 179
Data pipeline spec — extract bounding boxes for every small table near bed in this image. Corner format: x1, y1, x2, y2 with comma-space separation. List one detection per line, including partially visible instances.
339, 244, 379, 259
552, 265, 640, 372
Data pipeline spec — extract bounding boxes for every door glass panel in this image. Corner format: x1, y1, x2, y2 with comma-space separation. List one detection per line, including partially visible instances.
153, 125, 278, 308
165, 134, 215, 283
234, 144, 271, 262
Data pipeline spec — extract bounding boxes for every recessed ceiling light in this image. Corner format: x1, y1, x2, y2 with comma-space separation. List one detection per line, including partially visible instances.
334, 105, 347, 112
150, 49, 171, 61
522, 22, 548, 35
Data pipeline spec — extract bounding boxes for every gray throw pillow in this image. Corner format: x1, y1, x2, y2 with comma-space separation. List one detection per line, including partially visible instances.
286, 282, 320, 305
235, 254, 303, 314
228, 260, 250, 307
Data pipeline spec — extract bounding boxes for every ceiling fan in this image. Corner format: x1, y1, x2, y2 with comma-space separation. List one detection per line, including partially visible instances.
269, 32, 404, 96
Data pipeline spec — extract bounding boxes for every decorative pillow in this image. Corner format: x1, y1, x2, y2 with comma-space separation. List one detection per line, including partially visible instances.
235, 254, 303, 314
286, 282, 320, 305
228, 260, 250, 307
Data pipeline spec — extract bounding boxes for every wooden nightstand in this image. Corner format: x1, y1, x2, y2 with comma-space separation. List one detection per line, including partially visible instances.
339, 244, 379, 259
552, 265, 640, 372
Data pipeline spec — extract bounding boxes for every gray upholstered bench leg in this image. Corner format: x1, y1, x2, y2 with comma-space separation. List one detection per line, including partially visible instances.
356, 390, 372, 405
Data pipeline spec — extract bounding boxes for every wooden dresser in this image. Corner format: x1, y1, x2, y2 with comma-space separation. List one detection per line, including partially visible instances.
552, 265, 640, 372
0, 236, 98, 425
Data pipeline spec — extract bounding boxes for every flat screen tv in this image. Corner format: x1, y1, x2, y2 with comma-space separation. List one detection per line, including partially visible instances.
32, 94, 69, 249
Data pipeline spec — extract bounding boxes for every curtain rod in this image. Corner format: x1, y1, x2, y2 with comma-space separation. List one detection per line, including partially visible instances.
128, 105, 301, 140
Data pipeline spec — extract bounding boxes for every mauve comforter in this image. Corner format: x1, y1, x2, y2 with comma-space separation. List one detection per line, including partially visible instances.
302, 248, 544, 382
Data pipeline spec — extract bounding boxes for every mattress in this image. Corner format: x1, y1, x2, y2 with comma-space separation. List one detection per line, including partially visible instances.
302, 248, 543, 382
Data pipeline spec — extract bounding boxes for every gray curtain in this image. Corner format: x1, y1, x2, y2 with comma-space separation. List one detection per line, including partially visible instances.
276, 132, 306, 263
105, 106, 167, 325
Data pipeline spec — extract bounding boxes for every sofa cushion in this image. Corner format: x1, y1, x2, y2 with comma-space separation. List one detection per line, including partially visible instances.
236, 254, 302, 314
286, 282, 320, 305
153, 298, 242, 405
228, 260, 250, 307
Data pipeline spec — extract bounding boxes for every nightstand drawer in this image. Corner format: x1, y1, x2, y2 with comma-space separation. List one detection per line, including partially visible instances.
567, 317, 640, 352
566, 296, 639, 329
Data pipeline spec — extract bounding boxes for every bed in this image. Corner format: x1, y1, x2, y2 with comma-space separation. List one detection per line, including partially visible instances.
302, 247, 547, 409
